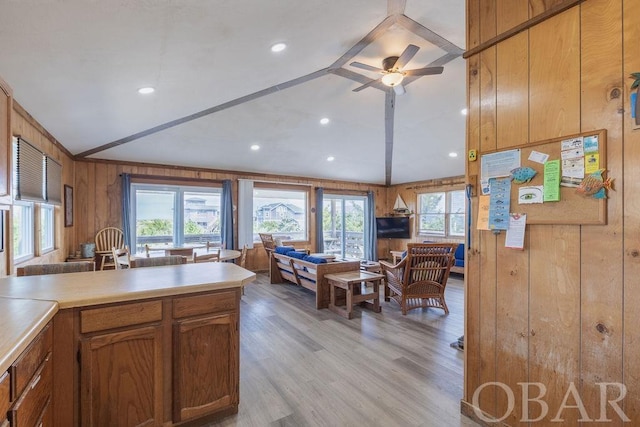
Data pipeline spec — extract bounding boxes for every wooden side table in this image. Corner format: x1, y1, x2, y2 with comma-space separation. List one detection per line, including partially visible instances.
326, 271, 384, 319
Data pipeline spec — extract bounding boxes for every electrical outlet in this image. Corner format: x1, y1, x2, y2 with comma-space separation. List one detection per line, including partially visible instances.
468, 149, 477, 162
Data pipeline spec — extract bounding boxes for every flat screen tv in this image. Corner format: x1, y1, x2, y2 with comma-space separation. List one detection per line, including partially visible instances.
376, 216, 410, 239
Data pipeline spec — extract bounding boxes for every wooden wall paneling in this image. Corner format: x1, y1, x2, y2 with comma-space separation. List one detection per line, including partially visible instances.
529, 0, 568, 17
496, 32, 529, 149
467, 0, 481, 50
496, 0, 529, 33
580, 0, 625, 425
74, 161, 93, 246
479, 0, 497, 44
94, 162, 108, 232
495, 234, 529, 426
464, 52, 481, 403
108, 165, 121, 229
529, 8, 581, 142
623, 0, 640, 422
528, 7, 581, 424
0, 77, 12, 198
479, 47, 497, 153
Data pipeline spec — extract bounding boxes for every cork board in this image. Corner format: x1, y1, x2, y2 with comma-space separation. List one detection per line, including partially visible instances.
479, 129, 607, 225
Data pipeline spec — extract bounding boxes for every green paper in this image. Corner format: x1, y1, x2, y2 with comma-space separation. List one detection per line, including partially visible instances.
543, 159, 561, 202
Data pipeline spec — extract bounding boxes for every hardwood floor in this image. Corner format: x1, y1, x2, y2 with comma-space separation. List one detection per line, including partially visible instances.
210, 273, 477, 427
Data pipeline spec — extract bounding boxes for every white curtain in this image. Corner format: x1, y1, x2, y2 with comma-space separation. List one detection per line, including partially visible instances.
237, 179, 254, 249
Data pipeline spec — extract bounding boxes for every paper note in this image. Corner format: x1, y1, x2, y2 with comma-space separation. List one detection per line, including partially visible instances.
481, 149, 521, 180
477, 195, 490, 230
583, 135, 599, 153
543, 159, 561, 202
528, 150, 549, 164
585, 153, 600, 174
518, 186, 543, 204
505, 213, 527, 249
488, 177, 511, 230
561, 137, 583, 151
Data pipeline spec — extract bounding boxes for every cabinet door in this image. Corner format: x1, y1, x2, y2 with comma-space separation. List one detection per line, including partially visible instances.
173, 313, 238, 422
81, 326, 163, 427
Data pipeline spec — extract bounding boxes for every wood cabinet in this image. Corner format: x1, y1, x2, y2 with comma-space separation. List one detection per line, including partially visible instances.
2, 323, 53, 427
68, 288, 239, 426
172, 291, 238, 423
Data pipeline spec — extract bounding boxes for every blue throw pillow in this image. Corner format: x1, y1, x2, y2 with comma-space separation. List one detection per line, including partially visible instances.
287, 250, 307, 259
303, 255, 328, 264
275, 246, 295, 255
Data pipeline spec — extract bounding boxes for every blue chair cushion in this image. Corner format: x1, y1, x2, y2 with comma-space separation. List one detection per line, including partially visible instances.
287, 250, 307, 260
401, 250, 407, 259
275, 246, 296, 254
454, 259, 464, 267
303, 255, 328, 264
455, 244, 465, 266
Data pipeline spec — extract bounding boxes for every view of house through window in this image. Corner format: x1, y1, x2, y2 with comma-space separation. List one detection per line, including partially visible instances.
13, 202, 34, 261
132, 184, 221, 255
253, 187, 307, 242
417, 190, 465, 237
322, 195, 365, 259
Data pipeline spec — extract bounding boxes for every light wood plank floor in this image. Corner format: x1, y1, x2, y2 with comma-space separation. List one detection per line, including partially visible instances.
210, 273, 477, 427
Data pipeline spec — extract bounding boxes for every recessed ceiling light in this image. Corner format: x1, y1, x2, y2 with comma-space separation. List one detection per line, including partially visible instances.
138, 87, 155, 94
271, 42, 287, 52
327, 156, 335, 162
449, 152, 458, 158
461, 108, 468, 115
320, 118, 330, 125
250, 144, 260, 151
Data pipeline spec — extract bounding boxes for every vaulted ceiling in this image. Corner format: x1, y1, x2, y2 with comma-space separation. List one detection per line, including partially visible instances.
0, 0, 466, 185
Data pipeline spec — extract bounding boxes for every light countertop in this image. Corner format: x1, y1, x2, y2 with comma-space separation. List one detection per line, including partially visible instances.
0, 298, 57, 373
0, 263, 255, 372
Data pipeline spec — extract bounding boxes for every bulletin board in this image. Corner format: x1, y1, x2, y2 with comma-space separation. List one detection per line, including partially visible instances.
479, 129, 607, 225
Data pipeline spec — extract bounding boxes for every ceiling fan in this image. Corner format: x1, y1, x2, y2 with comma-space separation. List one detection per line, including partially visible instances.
350, 44, 444, 94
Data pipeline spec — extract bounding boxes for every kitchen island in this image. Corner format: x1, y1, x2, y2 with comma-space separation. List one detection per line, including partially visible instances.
0, 262, 255, 426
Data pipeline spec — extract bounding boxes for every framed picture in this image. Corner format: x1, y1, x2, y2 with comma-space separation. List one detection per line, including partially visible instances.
64, 185, 73, 227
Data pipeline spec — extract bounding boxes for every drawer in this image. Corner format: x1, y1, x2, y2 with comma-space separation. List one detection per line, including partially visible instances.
9, 355, 51, 427
0, 372, 9, 426
80, 300, 163, 333
34, 398, 52, 427
10, 324, 52, 399
173, 290, 237, 319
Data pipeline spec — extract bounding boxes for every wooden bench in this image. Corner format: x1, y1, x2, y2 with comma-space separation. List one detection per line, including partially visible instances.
270, 252, 360, 309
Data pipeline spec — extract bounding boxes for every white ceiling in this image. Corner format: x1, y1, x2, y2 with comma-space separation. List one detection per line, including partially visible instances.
0, 0, 466, 185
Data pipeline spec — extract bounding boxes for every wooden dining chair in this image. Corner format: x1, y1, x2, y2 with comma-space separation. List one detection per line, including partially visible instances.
95, 227, 124, 270
239, 245, 248, 295
17, 261, 95, 276
131, 255, 187, 268
258, 233, 276, 256
112, 246, 131, 270
192, 248, 220, 263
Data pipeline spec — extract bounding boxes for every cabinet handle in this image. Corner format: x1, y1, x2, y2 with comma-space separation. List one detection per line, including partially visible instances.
31, 374, 41, 390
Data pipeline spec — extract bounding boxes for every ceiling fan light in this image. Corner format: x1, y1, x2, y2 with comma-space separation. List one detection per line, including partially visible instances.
381, 72, 404, 87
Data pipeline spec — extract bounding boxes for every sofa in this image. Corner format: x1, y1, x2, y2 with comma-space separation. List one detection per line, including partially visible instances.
270, 247, 360, 309
450, 243, 465, 275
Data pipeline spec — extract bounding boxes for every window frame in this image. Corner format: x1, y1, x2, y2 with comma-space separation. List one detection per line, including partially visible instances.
39, 203, 55, 254
417, 189, 466, 238
130, 182, 222, 255
13, 200, 35, 263
322, 193, 366, 259
252, 183, 310, 243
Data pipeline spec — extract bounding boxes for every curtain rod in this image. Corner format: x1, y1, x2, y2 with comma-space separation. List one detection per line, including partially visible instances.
238, 178, 313, 187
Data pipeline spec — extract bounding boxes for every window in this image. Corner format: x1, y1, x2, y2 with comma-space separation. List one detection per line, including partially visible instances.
322, 195, 365, 259
40, 204, 55, 253
417, 190, 465, 237
253, 187, 308, 242
131, 183, 221, 255
13, 201, 34, 261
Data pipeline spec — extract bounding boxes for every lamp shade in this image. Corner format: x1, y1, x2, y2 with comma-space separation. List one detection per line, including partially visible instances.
381, 72, 404, 87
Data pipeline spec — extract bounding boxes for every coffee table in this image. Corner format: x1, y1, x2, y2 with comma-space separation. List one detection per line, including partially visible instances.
326, 270, 384, 319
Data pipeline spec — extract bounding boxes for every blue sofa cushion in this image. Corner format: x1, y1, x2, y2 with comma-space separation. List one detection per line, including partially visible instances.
455, 244, 465, 266
287, 250, 307, 260
303, 255, 328, 264
275, 246, 296, 254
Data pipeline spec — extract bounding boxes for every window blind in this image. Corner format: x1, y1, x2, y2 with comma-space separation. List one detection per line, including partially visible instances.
46, 157, 62, 205
15, 138, 45, 202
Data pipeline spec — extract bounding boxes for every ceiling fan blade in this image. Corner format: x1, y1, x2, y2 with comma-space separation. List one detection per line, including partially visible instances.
353, 78, 381, 92
394, 44, 420, 70
350, 61, 384, 73
403, 66, 444, 76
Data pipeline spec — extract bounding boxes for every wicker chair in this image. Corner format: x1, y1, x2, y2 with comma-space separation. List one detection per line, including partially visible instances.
380, 243, 458, 315
17, 261, 95, 276
131, 255, 186, 268
95, 227, 124, 270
